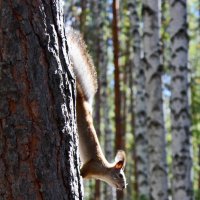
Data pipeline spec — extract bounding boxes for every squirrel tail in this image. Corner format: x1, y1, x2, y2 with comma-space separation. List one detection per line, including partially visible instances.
66, 27, 98, 105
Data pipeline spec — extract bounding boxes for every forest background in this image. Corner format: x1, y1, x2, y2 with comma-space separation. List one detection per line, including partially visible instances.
64, 0, 200, 200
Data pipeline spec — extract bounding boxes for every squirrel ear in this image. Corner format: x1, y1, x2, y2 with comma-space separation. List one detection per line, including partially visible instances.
114, 150, 126, 170
115, 161, 124, 169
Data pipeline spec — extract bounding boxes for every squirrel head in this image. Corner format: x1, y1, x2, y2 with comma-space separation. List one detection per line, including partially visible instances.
105, 150, 127, 190
81, 150, 127, 190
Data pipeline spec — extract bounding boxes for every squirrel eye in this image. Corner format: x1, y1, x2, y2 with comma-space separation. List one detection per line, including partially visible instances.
118, 174, 123, 178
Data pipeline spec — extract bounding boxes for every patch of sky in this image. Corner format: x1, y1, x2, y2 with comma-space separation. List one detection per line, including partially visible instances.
162, 74, 171, 98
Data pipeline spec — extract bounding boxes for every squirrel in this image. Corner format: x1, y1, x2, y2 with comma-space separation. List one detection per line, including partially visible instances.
66, 27, 127, 190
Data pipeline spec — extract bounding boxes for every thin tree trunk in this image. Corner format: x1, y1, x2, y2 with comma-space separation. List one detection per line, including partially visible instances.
0, 0, 83, 199
112, 0, 123, 150
169, 1, 193, 199
142, 0, 168, 199
112, 1, 124, 199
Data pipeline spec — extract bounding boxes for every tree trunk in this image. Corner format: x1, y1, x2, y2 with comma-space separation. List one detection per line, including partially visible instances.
112, 0, 123, 150
0, 1, 83, 199
112, 0, 124, 199
128, 0, 149, 198
169, 1, 193, 199
142, 0, 168, 199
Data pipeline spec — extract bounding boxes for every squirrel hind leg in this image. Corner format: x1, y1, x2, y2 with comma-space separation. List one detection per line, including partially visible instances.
80, 159, 96, 179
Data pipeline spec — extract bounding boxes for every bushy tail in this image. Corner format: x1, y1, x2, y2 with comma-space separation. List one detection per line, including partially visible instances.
66, 27, 97, 105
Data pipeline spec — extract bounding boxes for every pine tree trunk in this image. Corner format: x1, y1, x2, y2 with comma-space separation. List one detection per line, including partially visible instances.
129, 0, 149, 198
0, 1, 83, 199
169, 1, 193, 199
112, 0, 124, 199
112, 0, 123, 150
142, 0, 168, 199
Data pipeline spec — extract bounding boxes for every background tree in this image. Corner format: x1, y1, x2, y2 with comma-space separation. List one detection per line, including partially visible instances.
112, 0, 125, 199
128, 0, 149, 199
112, 0, 124, 152
170, 0, 193, 199
142, 0, 168, 199
0, 0, 82, 199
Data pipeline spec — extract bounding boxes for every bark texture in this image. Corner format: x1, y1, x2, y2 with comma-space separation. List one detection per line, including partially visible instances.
0, 1, 83, 199
142, 0, 168, 199
129, 0, 149, 198
170, 1, 193, 199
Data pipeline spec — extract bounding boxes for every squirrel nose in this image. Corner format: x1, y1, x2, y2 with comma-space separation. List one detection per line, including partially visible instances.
122, 183, 128, 190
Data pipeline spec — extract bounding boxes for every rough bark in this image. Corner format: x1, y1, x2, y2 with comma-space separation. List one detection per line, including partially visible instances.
0, 1, 83, 199
169, 1, 193, 199
142, 0, 168, 199
128, 0, 149, 198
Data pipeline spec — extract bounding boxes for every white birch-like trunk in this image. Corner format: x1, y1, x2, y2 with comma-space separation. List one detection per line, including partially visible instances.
142, 0, 168, 199
169, 1, 193, 199
128, 0, 149, 198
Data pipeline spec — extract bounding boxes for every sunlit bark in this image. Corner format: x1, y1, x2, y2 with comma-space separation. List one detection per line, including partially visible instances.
0, 1, 83, 199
